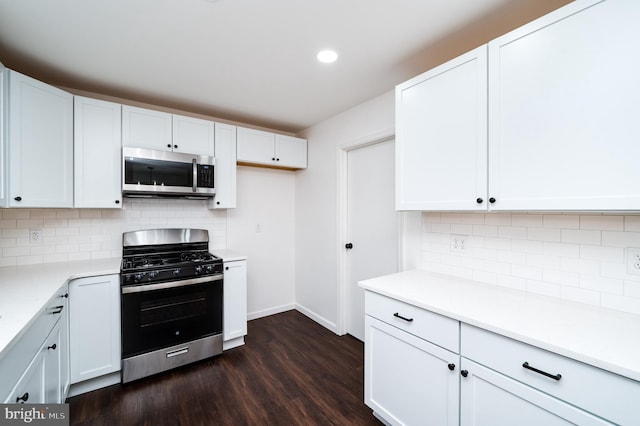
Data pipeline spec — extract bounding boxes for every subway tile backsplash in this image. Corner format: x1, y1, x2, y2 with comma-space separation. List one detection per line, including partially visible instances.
0, 199, 227, 267
421, 212, 640, 315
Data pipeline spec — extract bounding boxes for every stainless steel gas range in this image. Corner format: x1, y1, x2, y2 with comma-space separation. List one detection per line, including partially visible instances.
120, 228, 223, 383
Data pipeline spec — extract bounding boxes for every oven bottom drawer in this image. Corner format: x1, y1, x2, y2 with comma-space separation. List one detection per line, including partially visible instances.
121, 333, 222, 383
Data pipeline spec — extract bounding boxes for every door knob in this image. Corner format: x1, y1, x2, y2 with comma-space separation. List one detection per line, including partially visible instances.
345, 243, 353, 249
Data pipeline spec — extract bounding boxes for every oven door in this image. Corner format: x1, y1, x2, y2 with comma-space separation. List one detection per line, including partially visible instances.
121, 275, 223, 358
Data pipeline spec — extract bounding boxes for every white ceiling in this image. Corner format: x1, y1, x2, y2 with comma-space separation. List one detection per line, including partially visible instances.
0, 0, 570, 132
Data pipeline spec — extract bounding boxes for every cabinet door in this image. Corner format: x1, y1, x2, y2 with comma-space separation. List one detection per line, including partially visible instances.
172, 114, 214, 156
275, 135, 307, 169
122, 105, 172, 151
69, 275, 121, 384
460, 358, 612, 426
365, 316, 459, 426
5, 349, 46, 404
0, 64, 7, 208
488, 0, 640, 210
236, 127, 275, 166
211, 123, 237, 209
74, 96, 122, 208
223, 260, 247, 343
44, 321, 64, 403
396, 45, 487, 211
8, 70, 73, 207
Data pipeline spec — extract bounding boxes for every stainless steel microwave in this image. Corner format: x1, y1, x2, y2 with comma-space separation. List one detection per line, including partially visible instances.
122, 147, 215, 198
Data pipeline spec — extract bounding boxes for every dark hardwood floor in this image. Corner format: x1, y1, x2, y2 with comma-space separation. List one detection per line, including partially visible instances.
68, 310, 381, 426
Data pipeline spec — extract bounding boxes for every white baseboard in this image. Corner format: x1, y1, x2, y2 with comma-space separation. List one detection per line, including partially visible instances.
247, 303, 295, 320
295, 303, 338, 334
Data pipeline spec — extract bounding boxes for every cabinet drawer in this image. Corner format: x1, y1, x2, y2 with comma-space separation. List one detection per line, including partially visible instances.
365, 291, 459, 353
461, 324, 639, 426
0, 287, 67, 400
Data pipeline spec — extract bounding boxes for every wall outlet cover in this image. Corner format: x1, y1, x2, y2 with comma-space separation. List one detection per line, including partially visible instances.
626, 248, 640, 275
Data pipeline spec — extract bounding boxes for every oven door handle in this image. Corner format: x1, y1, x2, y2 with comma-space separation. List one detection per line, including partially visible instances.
121, 274, 222, 294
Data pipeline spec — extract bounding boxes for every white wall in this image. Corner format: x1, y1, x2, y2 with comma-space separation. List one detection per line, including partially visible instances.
226, 166, 296, 319
295, 91, 395, 332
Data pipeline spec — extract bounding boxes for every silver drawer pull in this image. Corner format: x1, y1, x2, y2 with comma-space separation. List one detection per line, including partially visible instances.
522, 362, 562, 381
166, 347, 189, 358
393, 312, 414, 322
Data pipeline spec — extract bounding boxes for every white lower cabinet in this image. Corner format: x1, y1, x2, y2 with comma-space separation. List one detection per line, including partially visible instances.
364, 292, 460, 426
364, 290, 638, 426
223, 259, 247, 350
68, 274, 121, 395
365, 316, 459, 426
460, 358, 610, 426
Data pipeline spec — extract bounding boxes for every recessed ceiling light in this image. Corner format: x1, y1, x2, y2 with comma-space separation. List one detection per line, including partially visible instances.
317, 49, 338, 64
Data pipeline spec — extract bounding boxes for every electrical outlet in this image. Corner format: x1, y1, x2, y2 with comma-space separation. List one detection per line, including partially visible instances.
450, 235, 467, 253
255, 223, 262, 233
30, 228, 43, 244
626, 248, 640, 275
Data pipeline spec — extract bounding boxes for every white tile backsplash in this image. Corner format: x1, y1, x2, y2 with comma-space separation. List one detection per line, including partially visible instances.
421, 212, 640, 315
0, 198, 227, 267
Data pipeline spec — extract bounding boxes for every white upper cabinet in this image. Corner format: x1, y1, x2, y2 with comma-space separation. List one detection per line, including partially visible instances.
172, 114, 214, 156
488, 0, 640, 210
74, 96, 122, 208
396, 0, 640, 211
122, 105, 215, 156
8, 70, 73, 208
122, 105, 173, 151
396, 46, 488, 211
210, 123, 237, 209
275, 134, 307, 169
237, 127, 307, 169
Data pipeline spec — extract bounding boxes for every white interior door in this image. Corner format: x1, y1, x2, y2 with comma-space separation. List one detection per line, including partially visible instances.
346, 139, 398, 341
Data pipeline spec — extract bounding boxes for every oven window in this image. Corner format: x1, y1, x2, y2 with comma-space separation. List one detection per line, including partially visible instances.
124, 157, 193, 187
121, 280, 222, 358
140, 291, 208, 328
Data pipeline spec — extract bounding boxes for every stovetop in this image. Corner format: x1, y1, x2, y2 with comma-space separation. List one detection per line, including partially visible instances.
121, 250, 219, 271
120, 229, 222, 286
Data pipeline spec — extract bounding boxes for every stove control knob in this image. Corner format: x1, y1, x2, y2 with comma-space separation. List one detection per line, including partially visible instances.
206, 265, 214, 273
134, 273, 145, 282
173, 268, 181, 277
149, 271, 159, 279
124, 275, 133, 284
194, 266, 202, 274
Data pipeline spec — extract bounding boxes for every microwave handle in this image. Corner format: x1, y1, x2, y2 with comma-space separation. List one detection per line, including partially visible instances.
192, 159, 197, 193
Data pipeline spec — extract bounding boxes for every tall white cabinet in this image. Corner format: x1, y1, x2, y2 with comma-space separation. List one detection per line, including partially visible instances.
395, 46, 487, 211
7, 71, 73, 207
74, 96, 122, 208
211, 123, 237, 209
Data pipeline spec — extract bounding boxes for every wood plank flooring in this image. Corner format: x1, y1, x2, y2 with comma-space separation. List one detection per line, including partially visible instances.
68, 310, 381, 426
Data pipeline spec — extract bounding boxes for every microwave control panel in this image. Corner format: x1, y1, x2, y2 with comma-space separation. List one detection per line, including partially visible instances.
197, 164, 215, 188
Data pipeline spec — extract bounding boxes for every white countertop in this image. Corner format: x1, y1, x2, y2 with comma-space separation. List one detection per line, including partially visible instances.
359, 269, 640, 382
213, 250, 248, 262
0, 258, 121, 360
